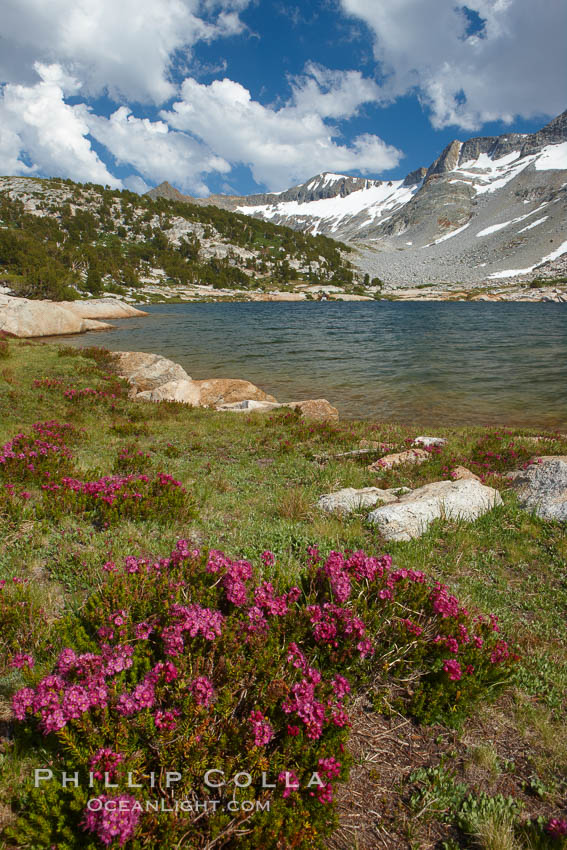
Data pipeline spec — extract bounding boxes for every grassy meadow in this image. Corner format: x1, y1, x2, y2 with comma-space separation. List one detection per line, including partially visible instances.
0, 338, 565, 849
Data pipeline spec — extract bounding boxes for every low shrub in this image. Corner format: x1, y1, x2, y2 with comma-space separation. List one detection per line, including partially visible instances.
0, 422, 76, 483
40, 472, 189, 526
112, 444, 152, 475
33, 378, 127, 405
442, 429, 535, 481
7, 542, 517, 848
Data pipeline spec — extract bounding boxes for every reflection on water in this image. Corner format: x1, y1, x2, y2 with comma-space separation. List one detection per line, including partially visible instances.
54, 302, 567, 427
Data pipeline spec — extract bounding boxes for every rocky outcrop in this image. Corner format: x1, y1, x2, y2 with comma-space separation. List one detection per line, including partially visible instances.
145, 181, 189, 204
367, 479, 502, 541
402, 167, 427, 187
217, 397, 339, 421
0, 296, 145, 338
195, 379, 276, 407
111, 350, 337, 419
0, 295, 110, 337
507, 456, 567, 522
520, 110, 567, 158
317, 486, 409, 515
426, 140, 463, 178
368, 448, 430, 471
62, 300, 147, 321
136, 379, 201, 406
286, 399, 339, 422
113, 352, 191, 393
216, 399, 280, 413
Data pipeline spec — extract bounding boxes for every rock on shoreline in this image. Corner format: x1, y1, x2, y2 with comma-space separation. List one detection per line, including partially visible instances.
507, 456, 567, 522
0, 295, 147, 338
113, 350, 339, 421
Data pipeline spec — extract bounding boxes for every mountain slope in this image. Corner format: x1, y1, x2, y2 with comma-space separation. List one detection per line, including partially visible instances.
149, 112, 567, 286
0, 177, 354, 302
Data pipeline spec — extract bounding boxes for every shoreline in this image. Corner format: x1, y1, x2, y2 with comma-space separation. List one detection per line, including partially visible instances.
124, 281, 567, 305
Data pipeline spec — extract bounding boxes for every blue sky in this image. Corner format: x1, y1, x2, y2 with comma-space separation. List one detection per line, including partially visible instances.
0, 0, 565, 196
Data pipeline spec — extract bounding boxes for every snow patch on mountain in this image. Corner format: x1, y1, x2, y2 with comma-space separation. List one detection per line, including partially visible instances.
488, 239, 567, 278
534, 141, 567, 170
426, 222, 471, 246
447, 142, 567, 196
237, 179, 420, 234
517, 216, 548, 233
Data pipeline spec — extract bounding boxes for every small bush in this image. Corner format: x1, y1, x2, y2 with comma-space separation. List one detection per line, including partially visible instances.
40, 472, 189, 526
276, 487, 312, 521
0, 338, 11, 359
33, 377, 127, 405
0, 422, 76, 483
442, 429, 535, 481
7, 543, 517, 849
112, 444, 152, 475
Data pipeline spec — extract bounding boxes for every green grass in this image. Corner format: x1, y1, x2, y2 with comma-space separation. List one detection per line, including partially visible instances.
0, 339, 566, 848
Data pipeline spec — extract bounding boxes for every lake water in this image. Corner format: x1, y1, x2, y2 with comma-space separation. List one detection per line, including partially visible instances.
55, 302, 567, 427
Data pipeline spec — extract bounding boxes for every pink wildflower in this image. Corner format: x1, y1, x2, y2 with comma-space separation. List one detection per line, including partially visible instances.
89, 748, 124, 781
261, 550, 275, 567
318, 756, 341, 780
490, 640, 510, 664
154, 709, 180, 730
546, 819, 567, 839
10, 653, 34, 669
316, 783, 334, 804
134, 621, 153, 640
278, 771, 300, 798
190, 676, 215, 707
443, 659, 462, 681
249, 710, 274, 746
82, 794, 140, 846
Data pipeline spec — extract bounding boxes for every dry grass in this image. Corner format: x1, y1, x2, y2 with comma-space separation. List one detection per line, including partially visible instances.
275, 486, 313, 521
474, 813, 521, 850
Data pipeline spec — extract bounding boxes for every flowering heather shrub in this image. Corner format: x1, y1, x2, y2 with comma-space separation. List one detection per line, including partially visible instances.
33, 377, 127, 405
112, 444, 152, 475
309, 547, 518, 723
442, 429, 534, 480
8, 542, 517, 849
0, 422, 76, 483
40, 472, 188, 526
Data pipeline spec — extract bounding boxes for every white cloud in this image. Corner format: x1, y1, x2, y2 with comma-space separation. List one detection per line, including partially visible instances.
290, 63, 384, 120
0, 64, 120, 186
163, 70, 403, 190
0, 0, 250, 104
340, 0, 567, 129
85, 106, 231, 194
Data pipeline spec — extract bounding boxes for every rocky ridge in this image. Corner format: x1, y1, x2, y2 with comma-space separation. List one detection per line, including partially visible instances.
149, 111, 567, 287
